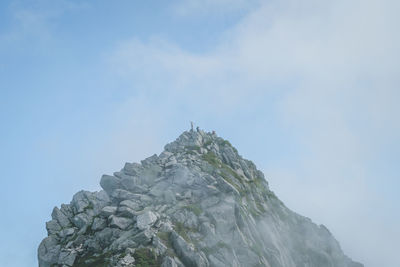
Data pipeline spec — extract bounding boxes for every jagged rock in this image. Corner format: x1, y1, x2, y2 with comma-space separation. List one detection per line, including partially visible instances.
119, 254, 135, 266
58, 228, 75, 239
111, 189, 138, 200
72, 213, 91, 229
120, 176, 139, 191
60, 204, 74, 218
152, 236, 168, 255
95, 227, 121, 246
38, 129, 363, 267
136, 210, 157, 230
100, 174, 121, 194
101, 205, 118, 217
120, 199, 140, 210
163, 189, 176, 203
91, 217, 107, 231
161, 256, 178, 267
38, 236, 61, 267
109, 215, 133, 230
132, 228, 154, 244
70, 190, 93, 213
51, 207, 71, 228
141, 154, 159, 167
123, 162, 143, 176
46, 220, 61, 235
171, 231, 209, 267
109, 229, 138, 251
58, 250, 77, 266
118, 206, 137, 217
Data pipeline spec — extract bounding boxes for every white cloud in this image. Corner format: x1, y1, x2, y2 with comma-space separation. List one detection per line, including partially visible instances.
108, 0, 400, 266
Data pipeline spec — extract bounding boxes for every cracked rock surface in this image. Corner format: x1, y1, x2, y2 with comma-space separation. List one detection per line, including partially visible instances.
38, 129, 363, 267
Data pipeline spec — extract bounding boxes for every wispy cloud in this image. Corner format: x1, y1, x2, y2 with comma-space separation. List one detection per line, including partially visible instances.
108, 0, 400, 266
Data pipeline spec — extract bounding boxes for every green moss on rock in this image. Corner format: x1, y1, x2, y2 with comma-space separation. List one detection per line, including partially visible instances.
133, 248, 161, 267
184, 204, 202, 216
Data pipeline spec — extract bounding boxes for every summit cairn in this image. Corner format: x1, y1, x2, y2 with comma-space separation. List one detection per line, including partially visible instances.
38, 129, 363, 267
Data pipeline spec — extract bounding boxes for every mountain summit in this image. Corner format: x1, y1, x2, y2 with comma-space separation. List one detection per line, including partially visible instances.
38, 129, 363, 267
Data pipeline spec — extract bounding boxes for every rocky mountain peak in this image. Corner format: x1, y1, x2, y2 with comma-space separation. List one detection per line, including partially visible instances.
38, 129, 363, 267
162, 130, 242, 171
164, 129, 264, 184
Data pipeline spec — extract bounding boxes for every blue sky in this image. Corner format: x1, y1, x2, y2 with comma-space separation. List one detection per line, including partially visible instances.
1, 0, 399, 266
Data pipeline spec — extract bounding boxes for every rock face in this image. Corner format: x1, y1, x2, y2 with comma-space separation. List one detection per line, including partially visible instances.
38, 129, 363, 267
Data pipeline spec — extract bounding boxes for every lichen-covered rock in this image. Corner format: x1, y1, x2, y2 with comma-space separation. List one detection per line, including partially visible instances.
38, 129, 363, 267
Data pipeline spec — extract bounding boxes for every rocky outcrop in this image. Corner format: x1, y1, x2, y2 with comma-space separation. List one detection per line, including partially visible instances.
38, 129, 363, 267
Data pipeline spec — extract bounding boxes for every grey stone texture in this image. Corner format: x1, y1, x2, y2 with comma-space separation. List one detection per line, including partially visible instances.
38, 130, 363, 267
